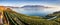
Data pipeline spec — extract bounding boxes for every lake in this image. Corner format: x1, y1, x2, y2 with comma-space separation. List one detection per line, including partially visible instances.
11, 8, 60, 17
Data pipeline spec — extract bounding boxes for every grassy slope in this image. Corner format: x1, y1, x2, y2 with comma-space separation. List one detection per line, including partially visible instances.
45, 12, 60, 24
3, 9, 60, 25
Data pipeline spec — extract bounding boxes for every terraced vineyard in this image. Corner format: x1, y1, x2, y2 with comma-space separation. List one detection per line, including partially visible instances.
0, 8, 59, 25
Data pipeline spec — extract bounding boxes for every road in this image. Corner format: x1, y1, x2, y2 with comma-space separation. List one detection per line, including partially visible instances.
47, 16, 57, 20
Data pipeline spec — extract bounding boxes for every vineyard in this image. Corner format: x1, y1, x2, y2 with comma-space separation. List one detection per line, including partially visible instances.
0, 7, 59, 25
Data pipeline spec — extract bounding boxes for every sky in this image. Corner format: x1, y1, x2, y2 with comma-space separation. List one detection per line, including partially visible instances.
0, 0, 60, 7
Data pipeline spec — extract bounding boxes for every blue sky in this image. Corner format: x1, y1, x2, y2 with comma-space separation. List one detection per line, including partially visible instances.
0, 0, 60, 7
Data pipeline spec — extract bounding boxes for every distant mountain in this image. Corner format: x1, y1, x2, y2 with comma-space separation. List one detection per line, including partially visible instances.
5, 6, 20, 8
0, 6, 20, 9
20, 5, 54, 11
21, 5, 52, 8
0, 5, 53, 9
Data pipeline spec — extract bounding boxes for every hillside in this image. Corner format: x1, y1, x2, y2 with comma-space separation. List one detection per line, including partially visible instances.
0, 6, 59, 25
3, 7, 60, 25
45, 11, 60, 24
46, 11, 60, 18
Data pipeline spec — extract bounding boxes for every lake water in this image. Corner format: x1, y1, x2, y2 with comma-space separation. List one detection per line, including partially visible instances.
11, 8, 60, 17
